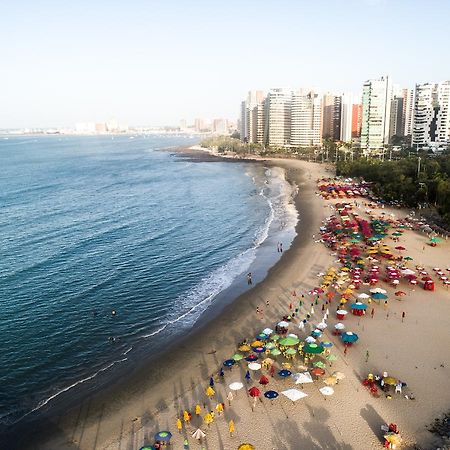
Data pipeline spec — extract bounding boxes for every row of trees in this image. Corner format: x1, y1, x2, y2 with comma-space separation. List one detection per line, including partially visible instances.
336, 154, 450, 227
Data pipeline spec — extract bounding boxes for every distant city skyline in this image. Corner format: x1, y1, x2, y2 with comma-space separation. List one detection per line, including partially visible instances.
1, 0, 450, 128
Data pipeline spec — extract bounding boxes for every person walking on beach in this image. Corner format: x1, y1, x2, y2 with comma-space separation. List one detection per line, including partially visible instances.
402, 311, 406, 322
344, 346, 348, 356
279, 242, 283, 252
371, 308, 375, 319
365, 350, 370, 362
247, 272, 252, 285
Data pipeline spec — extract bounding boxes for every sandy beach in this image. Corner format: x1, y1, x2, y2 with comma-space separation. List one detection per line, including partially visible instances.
10, 155, 450, 450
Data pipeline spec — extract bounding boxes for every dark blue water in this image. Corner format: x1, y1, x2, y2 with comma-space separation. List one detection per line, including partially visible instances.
0, 134, 297, 426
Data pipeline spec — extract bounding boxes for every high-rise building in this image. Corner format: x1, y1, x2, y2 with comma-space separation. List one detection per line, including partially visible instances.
240, 91, 265, 143
412, 81, 450, 151
340, 93, 354, 142
213, 119, 228, 134
402, 89, 414, 136
322, 94, 341, 140
248, 101, 265, 144
264, 89, 292, 147
351, 104, 362, 138
389, 94, 405, 139
360, 76, 392, 153
290, 90, 322, 147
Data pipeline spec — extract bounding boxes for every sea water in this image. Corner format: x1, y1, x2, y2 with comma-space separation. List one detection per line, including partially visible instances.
0, 134, 297, 428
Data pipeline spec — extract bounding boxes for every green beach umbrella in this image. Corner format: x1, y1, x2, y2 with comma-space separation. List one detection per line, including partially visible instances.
326, 354, 337, 361
392, 232, 402, 237
367, 236, 379, 241
232, 353, 244, 361
285, 348, 297, 355
303, 343, 324, 354
265, 342, 276, 350
271, 348, 282, 356
271, 334, 280, 341
430, 237, 442, 243
313, 361, 326, 369
279, 336, 300, 346
404, 256, 413, 261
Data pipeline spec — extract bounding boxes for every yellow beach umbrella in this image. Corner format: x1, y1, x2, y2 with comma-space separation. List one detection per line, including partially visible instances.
239, 344, 251, 352
251, 340, 263, 347
176, 418, 182, 431
183, 410, 191, 422
215, 403, 224, 414
229, 419, 235, 436
324, 376, 338, 386
206, 386, 215, 397
203, 412, 214, 426
195, 404, 202, 415
238, 445, 255, 450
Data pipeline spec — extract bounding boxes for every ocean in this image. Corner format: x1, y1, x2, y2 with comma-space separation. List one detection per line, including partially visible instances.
0, 134, 297, 430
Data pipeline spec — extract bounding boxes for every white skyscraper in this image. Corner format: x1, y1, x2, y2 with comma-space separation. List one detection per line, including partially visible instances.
360, 76, 392, 153
240, 91, 265, 143
340, 93, 354, 142
403, 89, 414, 136
290, 90, 322, 147
264, 88, 292, 147
412, 81, 450, 151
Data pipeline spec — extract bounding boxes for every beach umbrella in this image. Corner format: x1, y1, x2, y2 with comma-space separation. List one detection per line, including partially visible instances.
238, 344, 251, 352
248, 386, 261, 397
248, 362, 261, 371
324, 376, 338, 386
285, 348, 297, 356
279, 336, 300, 346
358, 293, 370, 299
192, 428, 206, 440
270, 348, 281, 356
229, 382, 244, 391
238, 445, 255, 450
281, 388, 308, 402
245, 354, 258, 362
370, 288, 387, 294
334, 323, 345, 330
256, 333, 268, 340
311, 367, 326, 376
313, 361, 326, 369
311, 330, 322, 338
203, 413, 214, 426
332, 371, 345, 380
303, 343, 324, 354
350, 302, 368, 310
251, 340, 263, 347
140, 447, 155, 450
271, 334, 280, 341
404, 256, 413, 261
278, 369, 292, 377
316, 322, 327, 330
305, 336, 316, 344
326, 354, 337, 361
154, 431, 172, 442
209, 377, 214, 387
232, 353, 244, 361
395, 291, 406, 297
265, 342, 276, 350
341, 332, 359, 343
262, 328, 273, 335
319, 386, 335, 396
401, 268, 416, 276
253, 346, 265, 353
383, 376, 397, 386
277, 321, 289, 328
206, 386, 215, 397
322, 341, 333, 348
264, 390, 279, 400
223, 359, 235, 367
259, 375, 269, 385
430, 237, 441, 243
262, 357, 274, 366
372, 293, 388, 300
294, 372, 313, 384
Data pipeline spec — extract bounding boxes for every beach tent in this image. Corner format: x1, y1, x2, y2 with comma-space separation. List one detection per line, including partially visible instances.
293, 372, 313, 384
281, 388, 308, 402
192, 428, 206, 440
319, 386, 335, 396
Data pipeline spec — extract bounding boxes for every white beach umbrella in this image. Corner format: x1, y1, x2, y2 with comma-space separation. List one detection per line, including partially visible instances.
401, 269, 416, 276
192, 428, 206, 440
288, 333, 299, 338
358, 293, 370, 299
248, 362, 261, 371
305, 336, 316, 343
229, 382, 244, 391
281, 388, 308, 402
316, 322, 327, 330
262, 328, 273, 335
334, 323, 345, 330
293, 372, 313, 384
278, 321, 289, 328
319, 386, 335, 396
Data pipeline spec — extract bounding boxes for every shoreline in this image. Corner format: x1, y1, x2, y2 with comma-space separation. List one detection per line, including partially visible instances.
2, 149, 312, 449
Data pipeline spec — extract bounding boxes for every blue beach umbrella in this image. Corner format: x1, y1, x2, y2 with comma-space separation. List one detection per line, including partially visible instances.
341, 332, 359, 344
256, 333, 269, 340
311, 330, 322, 337
154, 431, 172, 442
278, 369, 292, 378
350, 302, 368, 310
223, 359, 235, 367
322, 341, 333, 348
253, 346, 265, 353
264, 390, 279, 400
209, 377, 214, 387
372, 293, 388, 300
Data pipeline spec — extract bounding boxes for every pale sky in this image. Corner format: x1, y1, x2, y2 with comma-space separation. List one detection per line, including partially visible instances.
1, 0, 449, 128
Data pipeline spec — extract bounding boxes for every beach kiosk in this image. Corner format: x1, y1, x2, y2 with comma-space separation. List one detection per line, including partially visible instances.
350, 302, 367, 316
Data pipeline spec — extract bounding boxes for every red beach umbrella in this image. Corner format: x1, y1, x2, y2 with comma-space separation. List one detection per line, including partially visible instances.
259, 375, 269, 386
311, 368, 326, 376
395, 246, 406, 251
248, 387, 261, 397
395, 291, 406, 297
